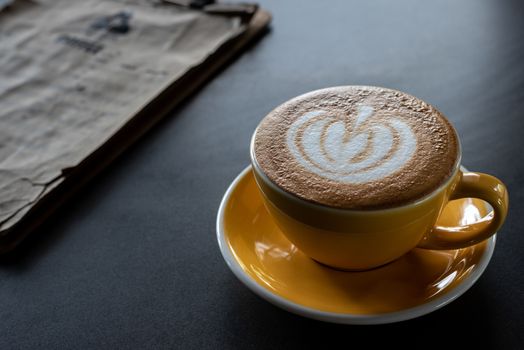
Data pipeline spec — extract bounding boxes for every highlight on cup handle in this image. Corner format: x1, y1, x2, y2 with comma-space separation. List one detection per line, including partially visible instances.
418, 171, 509, 250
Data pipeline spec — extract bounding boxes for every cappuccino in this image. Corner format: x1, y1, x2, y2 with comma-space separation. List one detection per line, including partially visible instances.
252, 86, 459, 209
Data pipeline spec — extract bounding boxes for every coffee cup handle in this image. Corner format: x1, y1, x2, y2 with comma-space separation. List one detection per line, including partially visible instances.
418, 171, 509, 250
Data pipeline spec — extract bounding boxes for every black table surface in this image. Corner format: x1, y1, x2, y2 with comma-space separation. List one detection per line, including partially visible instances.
1, 0, 523, 348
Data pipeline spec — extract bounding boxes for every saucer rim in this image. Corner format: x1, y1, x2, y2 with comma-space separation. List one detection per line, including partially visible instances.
216, 165, 496, 325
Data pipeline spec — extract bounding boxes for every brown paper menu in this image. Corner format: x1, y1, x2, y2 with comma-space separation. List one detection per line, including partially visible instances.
0, 0, 270, 252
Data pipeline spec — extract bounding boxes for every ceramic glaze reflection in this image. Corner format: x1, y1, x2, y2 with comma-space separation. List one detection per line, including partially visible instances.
286, 106, 417, 183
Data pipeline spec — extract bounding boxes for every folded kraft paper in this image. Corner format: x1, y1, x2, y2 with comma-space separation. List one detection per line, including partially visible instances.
0, 0, 270, 251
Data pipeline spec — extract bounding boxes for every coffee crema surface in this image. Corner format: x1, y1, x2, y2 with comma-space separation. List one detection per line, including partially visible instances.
253, 86, 459, 209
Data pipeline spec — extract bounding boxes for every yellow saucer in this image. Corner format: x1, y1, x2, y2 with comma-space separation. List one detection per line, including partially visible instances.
217, 166, 496, 324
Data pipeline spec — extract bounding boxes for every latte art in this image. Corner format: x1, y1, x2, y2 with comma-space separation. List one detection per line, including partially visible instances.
253, 86, 459, 209
286, 106, 417, 183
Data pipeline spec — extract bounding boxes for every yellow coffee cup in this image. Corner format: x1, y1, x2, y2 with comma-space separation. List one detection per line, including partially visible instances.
250, 87, 508, 271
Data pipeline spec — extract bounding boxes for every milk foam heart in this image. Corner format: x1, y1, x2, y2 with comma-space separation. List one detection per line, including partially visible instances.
253, 86, 459, 209
286, 106, 417, 184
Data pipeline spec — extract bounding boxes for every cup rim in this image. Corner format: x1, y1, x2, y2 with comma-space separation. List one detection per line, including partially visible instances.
249, 107, 463, 214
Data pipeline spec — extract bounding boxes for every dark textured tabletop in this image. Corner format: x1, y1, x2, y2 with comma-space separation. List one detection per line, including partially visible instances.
1, 0, 523, 348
